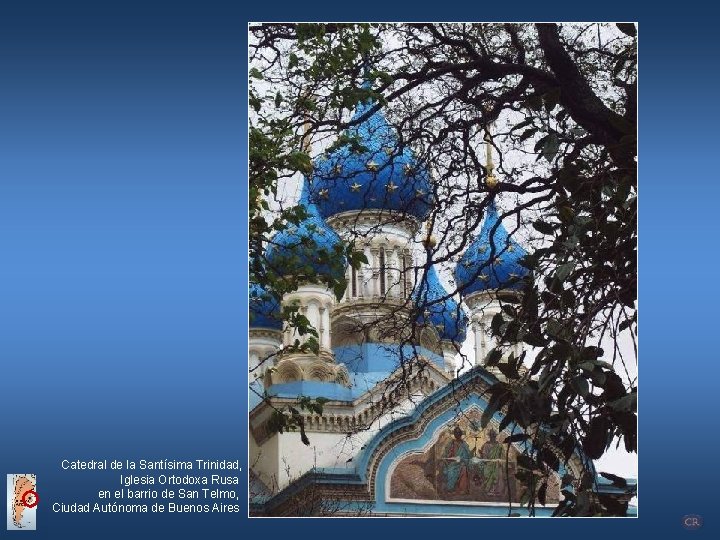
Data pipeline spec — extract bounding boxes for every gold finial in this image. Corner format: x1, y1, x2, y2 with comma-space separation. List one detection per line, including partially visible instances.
423, 222, 437, 249
485, 124, 498, 189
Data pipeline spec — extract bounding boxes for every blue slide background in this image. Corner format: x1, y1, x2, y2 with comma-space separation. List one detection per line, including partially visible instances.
0, 1, 717, 538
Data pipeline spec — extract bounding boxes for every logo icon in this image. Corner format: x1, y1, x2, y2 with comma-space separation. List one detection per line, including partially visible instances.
6, 474, 37, 530
683, 514, 703, 530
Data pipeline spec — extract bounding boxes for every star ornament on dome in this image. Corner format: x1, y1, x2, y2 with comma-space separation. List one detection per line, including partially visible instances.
366, 160, 379, 172
350, 182, 362, 192
403, 163, 414, 176
318, 188, 330, 199
478, 273, 490, 282
333, 164, 343, 175
386, 181, 399, 193
415, 188, 426, 197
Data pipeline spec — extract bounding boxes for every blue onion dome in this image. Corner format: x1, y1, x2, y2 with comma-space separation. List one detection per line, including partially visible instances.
415, 265, 468, 344
454, 200, 530, 296
310, 98, 433, 221
249, 281, 282, 331
265, 179, 347, 282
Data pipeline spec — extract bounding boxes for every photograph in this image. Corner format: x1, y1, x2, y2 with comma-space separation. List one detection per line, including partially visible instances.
248, 22, 637, 517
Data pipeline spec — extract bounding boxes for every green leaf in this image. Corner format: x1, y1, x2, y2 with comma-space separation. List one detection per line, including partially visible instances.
556, 262, 574, 282
546, 318, 566, 340
570, 376, 589, 398
599, 471, 627, 488
533, 220, 555, 235
485, 348, 502, 367
481, 388, 506, 428
249, 67, 264, 80
299, 422, 310, 446
497, 361, 520, 380
609, 392, 637, 412
491, 313, 504, 335
583, 416, 611, 459
505, 432, 530, 443
519, 128, 537, 142
542, 133, 560, 162
538, 480, 548, 506
534, 134, 549, 153
523, 332, 546, 347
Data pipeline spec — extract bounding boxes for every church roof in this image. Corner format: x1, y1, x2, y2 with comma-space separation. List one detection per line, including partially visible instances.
454, 200, 530, 296
414, 265, 468, 344
249, 281, 282, 330
310, 97, 433, 221
251, 367, 635, 517
265, 178, 347, 282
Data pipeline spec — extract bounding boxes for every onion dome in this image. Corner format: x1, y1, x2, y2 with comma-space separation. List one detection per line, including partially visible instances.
249, 281, 282, 330
454, 201, 530, 296
415, 265, 468, 344
265, 179, 346, 282
310, 98, 432, 221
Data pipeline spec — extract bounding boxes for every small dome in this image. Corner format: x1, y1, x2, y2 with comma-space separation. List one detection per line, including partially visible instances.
249, 282, 282, 330
415, 265, 468, 344
454, 201, 530, 296
310, 99, 432, 221
265, 179, 346, 283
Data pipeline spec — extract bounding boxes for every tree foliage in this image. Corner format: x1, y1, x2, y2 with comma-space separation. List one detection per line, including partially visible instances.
249, 23, 637, 516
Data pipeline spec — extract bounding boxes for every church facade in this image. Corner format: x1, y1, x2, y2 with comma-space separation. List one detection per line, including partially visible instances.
249, 94, 635, 517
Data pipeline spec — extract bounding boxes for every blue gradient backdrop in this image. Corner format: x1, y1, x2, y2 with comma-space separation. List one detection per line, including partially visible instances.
0, 1, 717, 538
